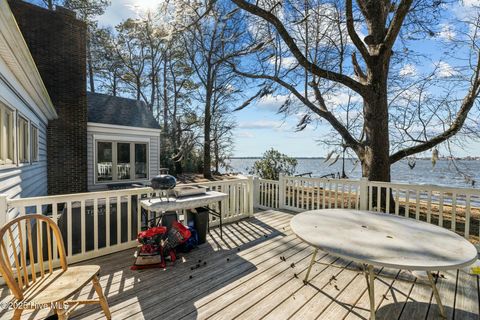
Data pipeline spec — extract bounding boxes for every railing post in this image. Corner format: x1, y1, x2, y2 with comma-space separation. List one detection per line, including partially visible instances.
247, 176, 255, 216
252, 176, 259, 210
279, 174, 285, 209
359, 178, 369, 210
0, 194, 8, 227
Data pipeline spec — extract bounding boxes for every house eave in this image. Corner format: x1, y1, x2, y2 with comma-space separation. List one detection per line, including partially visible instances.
0, 0, 57, 121
87, 122, 162, 135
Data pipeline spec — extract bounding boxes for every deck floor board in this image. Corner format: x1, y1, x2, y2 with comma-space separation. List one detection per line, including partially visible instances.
0, 209, 477, 320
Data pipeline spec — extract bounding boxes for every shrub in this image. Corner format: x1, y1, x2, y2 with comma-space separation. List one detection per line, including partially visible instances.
250, 148, 297, 180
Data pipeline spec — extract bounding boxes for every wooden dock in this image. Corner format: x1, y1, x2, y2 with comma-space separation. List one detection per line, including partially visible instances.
0, 209, 478, 319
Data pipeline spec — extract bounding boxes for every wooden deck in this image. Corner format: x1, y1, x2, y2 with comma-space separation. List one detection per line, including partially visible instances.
0, 209, 479, 319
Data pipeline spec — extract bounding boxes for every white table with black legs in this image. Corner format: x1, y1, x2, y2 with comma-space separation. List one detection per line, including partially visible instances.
290, 209, 478, 320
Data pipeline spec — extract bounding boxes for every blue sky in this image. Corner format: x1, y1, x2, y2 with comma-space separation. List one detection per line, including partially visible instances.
99, 0, 480, 158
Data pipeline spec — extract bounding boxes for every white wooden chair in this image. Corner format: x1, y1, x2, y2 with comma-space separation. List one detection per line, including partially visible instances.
0, 214, 111, 319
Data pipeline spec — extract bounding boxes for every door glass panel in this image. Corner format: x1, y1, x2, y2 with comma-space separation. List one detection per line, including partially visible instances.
117, 142, 131, 180
135, 144, 147, 179
97, 142, 112, 181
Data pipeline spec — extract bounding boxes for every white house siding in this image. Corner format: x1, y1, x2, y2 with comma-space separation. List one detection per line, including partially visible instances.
0, 58, 50, 200
87, 123, 161, 191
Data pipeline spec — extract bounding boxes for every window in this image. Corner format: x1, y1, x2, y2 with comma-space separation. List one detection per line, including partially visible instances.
96, 141, 148, 182
135, 144, 147, 179
0, 104, 14, 165
97, 142, 113, 181
31, 125, 38, 162
117, 143, 131, 180
17, 116, 29, 163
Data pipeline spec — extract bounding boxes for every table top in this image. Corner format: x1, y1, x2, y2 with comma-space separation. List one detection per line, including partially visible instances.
290, 209, 478, 271
140, 191, 228, 212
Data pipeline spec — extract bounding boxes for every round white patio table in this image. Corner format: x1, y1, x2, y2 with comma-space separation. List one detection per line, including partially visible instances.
290, 209, 478, 320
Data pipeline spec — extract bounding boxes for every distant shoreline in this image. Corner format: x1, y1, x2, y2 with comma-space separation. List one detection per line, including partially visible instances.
229, 157, 480, 160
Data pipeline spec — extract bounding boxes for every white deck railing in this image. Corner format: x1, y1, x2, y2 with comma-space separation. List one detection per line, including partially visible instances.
0, 174, 477, 267
0, 178, 253, 265
254, 175, 480, 241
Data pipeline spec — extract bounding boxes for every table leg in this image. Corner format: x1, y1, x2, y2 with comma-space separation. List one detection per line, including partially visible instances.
304, 248, 318, 284
364, 264, 376, 320
218, 200, 223, 239
427, 271, 446, 319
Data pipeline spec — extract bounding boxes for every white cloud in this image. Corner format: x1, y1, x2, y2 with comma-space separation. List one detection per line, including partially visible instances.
435, 61, 459, 78
463, 0, 480, 7
324, 91, 362, 107
238, 120, 284, 130
268, 56, 298, 69
399, 64, 418, 77
438, 24, 456, 41
255, 94, 290, 111
237, 131, 255, 138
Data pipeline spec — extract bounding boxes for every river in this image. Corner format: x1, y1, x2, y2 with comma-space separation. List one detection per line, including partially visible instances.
225, 158, 480, 189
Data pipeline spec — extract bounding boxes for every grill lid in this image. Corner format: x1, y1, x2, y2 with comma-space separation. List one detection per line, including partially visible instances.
151, 174, 176, 190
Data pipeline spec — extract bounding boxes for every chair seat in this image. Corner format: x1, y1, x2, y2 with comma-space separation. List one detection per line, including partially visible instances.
14, 265, 100, 307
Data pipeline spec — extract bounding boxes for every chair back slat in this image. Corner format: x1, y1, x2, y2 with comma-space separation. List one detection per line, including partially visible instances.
0, 214, 68, 300
46, 222, 53, 273
37, 221, 44, 278
16, 221, 29, 288
7, 228, 23, 289
26, 222, 36, 283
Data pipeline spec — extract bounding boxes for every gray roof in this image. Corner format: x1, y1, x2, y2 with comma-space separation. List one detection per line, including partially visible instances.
87, 92, 161, 129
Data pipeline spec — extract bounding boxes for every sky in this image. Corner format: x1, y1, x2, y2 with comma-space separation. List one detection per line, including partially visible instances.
98, 0, 480, 158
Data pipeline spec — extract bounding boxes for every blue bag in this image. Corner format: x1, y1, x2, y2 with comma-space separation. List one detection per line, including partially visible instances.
178, 227, 198, 253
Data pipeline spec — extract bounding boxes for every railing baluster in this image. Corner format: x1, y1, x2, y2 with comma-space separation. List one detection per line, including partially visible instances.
465, 194, 471, 239
427, 189, 432, 223
451, 193, 457, 232
94, 198, 99, 251
328, 181, 333, 209
438, 193, 444, 227
117, 196, 121, 245
81, 200, 86, 254
377, 186, 381, 212
415, 190, 420, 220
368, 185, 373, 211
67, 201, 72, 257
405, 190, 410, 218
127, 195, 132, 242
334, 182, 339, 209
395, 188, 400, 215
52, 203, 58, 260
385, 187, 390, 214
105, 197, 110, 248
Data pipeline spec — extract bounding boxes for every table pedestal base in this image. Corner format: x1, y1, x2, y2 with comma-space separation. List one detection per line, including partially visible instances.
303, 248, 447, 320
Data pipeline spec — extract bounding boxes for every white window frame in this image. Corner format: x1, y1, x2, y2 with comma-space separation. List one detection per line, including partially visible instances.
17, 115, 29, 164
31, 124, 39, 162
94, 139, 149, 184
0, 102, 14, 165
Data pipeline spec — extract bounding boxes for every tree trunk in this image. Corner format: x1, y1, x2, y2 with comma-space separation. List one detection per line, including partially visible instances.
203, 79, 213, 179
360, 56, 393, 211
361, 56, 391, 182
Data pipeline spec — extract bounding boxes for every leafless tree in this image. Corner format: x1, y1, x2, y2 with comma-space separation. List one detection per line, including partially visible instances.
230, 0, 480, 183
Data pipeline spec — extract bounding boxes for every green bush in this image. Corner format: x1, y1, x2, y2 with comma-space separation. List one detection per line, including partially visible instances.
250, 148, 297, 180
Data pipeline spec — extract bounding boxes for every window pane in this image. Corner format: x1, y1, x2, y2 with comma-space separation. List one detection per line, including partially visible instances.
18, 117, 29, 163
117, 143, 131, 180
31, 126, 38, 161
135, 144, 147, 179
6, 110, 13, 161
1, 106, 15, 165
97, 142, 112, 181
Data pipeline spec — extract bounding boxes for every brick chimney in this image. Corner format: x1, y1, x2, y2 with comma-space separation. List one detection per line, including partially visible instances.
9, 0, 88, 195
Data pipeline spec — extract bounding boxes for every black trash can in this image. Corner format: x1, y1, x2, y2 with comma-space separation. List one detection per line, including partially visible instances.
161, 211, 178, 230
187, 207, 209, 244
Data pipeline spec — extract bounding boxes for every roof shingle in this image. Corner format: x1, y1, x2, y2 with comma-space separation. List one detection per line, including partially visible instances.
87, 92, 161, 129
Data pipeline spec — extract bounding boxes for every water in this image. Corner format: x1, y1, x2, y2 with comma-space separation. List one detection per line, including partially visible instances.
225, 158, 480, 189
